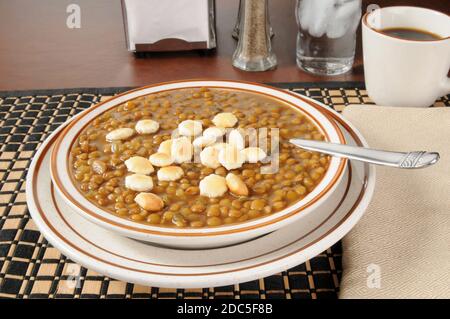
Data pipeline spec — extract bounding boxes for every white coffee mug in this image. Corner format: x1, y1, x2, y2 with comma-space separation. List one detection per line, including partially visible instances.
362, 6, 450, 107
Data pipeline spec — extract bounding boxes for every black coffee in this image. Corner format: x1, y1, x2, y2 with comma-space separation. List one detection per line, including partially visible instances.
381, 27, 442, 41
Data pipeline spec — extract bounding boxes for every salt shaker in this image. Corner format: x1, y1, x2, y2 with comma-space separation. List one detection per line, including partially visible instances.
232, 0, 277, 72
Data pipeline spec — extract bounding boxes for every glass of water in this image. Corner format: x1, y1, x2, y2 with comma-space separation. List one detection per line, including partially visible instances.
296, 0, 362, 75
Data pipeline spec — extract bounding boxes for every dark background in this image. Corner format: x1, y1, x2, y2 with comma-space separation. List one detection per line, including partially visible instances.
0, 0, 448, 91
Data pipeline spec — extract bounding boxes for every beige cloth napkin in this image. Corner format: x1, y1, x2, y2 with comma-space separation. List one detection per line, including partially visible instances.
339, 105, 450, 299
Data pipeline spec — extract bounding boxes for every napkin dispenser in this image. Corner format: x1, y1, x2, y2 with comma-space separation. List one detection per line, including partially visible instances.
121, 0, 216, 52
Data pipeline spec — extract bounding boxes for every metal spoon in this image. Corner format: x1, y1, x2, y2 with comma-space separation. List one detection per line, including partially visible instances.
289, 139, 440, 169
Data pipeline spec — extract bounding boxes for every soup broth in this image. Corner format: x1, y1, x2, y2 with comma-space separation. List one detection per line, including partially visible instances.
69, 88, 331, 228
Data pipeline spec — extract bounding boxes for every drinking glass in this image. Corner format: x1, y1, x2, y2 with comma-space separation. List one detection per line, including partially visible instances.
296, 0, 362, 75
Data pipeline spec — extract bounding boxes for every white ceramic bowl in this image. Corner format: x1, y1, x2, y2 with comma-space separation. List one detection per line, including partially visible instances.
50, 80, 348, 249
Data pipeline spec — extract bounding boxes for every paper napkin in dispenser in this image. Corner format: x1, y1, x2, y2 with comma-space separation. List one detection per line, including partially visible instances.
121, 0, 216, 52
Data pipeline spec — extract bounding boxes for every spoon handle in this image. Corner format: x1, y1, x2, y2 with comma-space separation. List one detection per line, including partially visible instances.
289, 139, 440, 169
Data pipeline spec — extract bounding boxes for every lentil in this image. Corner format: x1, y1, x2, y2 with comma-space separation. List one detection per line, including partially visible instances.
70, 88, 330, 228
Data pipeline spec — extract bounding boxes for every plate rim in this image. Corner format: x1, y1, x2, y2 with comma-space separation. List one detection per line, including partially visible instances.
26, 91, 375, 288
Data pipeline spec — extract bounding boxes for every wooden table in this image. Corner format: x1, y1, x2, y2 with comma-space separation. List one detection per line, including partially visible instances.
0, 0, 447, 91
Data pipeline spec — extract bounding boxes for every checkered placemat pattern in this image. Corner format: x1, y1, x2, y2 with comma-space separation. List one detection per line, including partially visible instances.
0, 83, 448, 299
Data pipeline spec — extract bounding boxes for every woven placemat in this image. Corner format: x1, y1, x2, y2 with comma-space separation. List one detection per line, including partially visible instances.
0, 83, 448, 299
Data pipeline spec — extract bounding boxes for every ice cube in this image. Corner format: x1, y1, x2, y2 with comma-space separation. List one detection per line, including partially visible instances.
308, 0, 336, 38
326, 0, 361, 39
326, 17, 351, 39
349, 3, 362, 33
297, 0, 314, 31
335, 0, 361, 21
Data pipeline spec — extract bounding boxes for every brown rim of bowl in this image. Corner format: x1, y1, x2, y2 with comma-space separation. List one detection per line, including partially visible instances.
363, 6, 450, 43
31, 103, 369, 276
49, 164, 351, 267
50, 79, 348, 237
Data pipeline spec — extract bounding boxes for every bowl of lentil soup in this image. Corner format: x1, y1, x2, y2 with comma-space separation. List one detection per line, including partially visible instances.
50, 80, 347, 248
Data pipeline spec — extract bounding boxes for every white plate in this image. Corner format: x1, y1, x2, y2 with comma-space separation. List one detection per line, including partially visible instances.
26, 95, 375, 288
